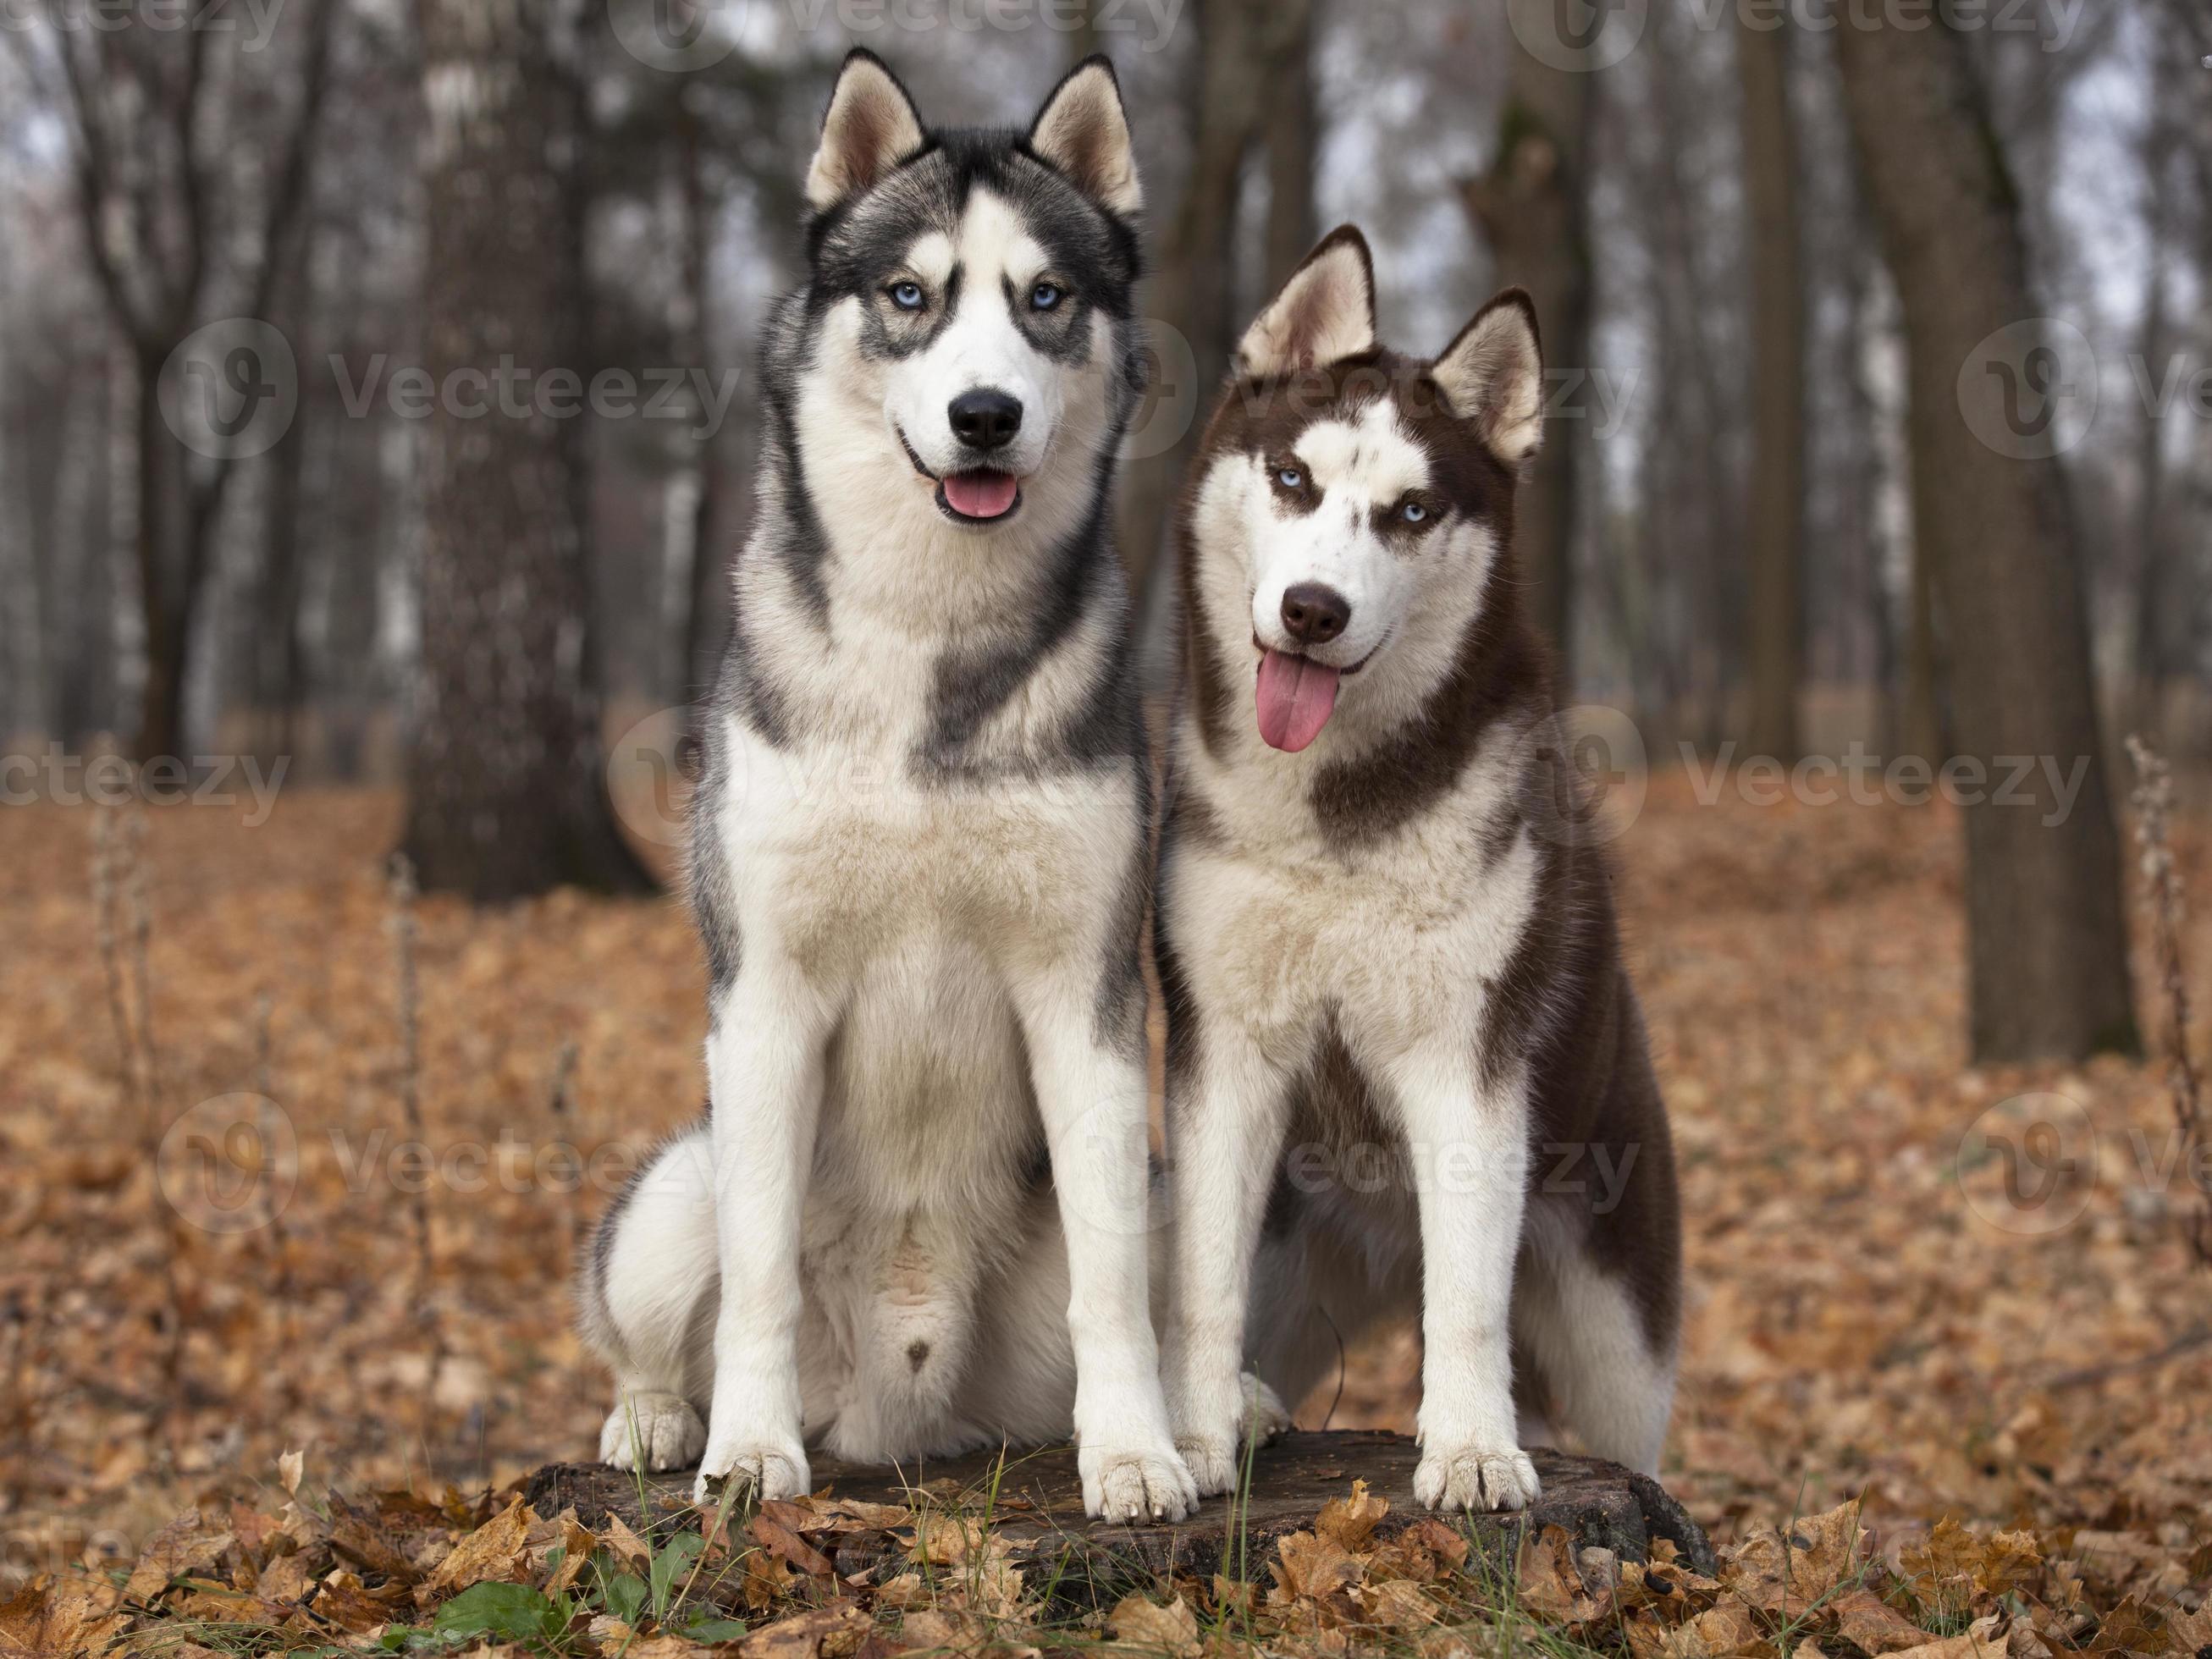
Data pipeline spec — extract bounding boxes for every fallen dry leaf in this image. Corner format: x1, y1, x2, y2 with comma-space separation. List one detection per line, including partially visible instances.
1106, 1591, 1202, 1656
1889, 1614, 2006, 1659
1314, 1480, 1389, 1553
738, 1601, 874, 1658
422, 1495, 531, 1595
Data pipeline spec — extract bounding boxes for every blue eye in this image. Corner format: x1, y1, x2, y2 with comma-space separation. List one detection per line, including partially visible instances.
1030, 282, 1063, 311
1402, 500, 1428, 524
891, 282, 925, 311
1277, 466, 1304, 489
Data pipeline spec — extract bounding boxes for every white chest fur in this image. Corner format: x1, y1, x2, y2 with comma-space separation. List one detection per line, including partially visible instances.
1167, 727, 1538, 1072
711, 711, 1138, 993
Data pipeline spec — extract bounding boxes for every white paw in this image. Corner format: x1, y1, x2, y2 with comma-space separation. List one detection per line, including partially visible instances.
1082, 1442, 1199, 1523
599, 1392, 707, 1472
692, 1436, 809, 1507
1238, 1371, 1293, 1441
1173, 1375, 1288, 1497
1174, 1433, 1240, 1497
1415, 1441, 1541, 1513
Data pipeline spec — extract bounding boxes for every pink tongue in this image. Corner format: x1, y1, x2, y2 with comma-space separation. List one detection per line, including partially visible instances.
1255, 649, 1342, 752
943, 471, 1018, 519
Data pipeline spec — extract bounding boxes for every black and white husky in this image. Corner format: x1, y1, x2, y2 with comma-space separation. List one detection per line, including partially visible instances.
1156, 229, 1683, 1512
577, 50, 1199, 1524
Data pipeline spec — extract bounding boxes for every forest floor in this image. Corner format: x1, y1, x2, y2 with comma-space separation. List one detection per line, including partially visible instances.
1, 774, 2208, 1655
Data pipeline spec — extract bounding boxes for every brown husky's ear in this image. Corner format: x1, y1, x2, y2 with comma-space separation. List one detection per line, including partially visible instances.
1432, 289, 1544, 466
1029, 55, 1142, 217
1235, 225, 1376, 379
805, 50, 927, 213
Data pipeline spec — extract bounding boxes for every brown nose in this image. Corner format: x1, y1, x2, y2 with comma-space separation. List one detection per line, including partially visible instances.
1281, 583, 1350, 646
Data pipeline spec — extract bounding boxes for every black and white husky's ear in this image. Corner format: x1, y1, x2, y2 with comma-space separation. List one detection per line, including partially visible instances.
1432, 289, 1545, 467
1235, 225, 1377, 379
805, 50, 927, 213
1028, 55, 1142, 217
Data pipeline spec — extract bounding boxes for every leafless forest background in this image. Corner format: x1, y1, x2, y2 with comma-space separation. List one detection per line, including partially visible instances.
3, 0, 2212, 1650
5, 0, 2209, 780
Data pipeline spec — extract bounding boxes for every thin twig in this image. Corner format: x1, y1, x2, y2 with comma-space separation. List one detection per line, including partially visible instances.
547, 1039, 582, 1271
2126, 736, 2212, 1269
253, 992, 295, 1415
95, 789, 186, 1429
2040, 1323, 2212, 1391
123, 806, 159, 1112
387, 854, 445, 1418
91, 808, 138, 1116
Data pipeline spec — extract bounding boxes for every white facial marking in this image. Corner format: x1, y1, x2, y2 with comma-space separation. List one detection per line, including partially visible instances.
1247, 400, 1433, 669
885, 189, 1067, 486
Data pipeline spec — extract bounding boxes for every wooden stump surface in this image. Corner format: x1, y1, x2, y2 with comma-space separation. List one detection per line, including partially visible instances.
524, 1430, 1716, 1605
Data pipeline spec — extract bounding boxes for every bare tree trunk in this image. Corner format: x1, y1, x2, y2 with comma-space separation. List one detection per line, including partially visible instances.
1065, 0, 1104, 63
400, 0, 653, 900
1834, 19, 2136, 1061
131, 344, 189, 763
2126, 27, 2184, 740
1899, 515, 1944, 766
1462, 0, 1595, 675
1738, 13, 1803, 763
1262, 0, 1319, 295
1117, 0, 1310, 605
674, 101, 728, 704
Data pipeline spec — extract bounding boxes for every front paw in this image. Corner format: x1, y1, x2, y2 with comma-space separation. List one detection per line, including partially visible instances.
692, 1435, 808, 1507
1082, 1441, 1199, 1523
600, 1392, 706, 1472
1414, 1440, 1540, 1513
1173, 1431, 1240, 1497
1172, 1372, 1288, 1496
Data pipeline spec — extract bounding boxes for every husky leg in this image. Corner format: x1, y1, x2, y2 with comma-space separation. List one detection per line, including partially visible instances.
1381, 1044, 1540, 1514
1514, 1215, 1677, 1476
695, 965, 836, 1506
1008, 973, 1196, 1523
581, 1128, 719, 1471
1160, 1022, 1292, 1496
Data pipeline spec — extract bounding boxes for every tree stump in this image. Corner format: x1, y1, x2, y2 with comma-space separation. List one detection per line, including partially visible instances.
524, 1430, 1714, 1607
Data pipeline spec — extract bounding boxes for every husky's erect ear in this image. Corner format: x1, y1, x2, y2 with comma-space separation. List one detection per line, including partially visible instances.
805, 50, 927, 213
1235, 225, 1377, 380
1432, 289, 1545, 466
1028, 55, 1142, 217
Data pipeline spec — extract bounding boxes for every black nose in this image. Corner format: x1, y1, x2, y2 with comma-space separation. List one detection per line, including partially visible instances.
1281, 583, 1350, 646
949, 389, 1023, 451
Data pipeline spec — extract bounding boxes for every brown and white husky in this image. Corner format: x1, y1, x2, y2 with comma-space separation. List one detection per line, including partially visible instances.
1155, 227, 1683, 1512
